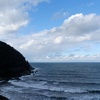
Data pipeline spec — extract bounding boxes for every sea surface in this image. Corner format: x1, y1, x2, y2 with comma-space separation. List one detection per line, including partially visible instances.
1, 62, 100, 100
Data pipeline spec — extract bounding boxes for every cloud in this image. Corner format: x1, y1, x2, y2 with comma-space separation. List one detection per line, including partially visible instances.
1, 13, 100, 61
0, 0, 50, 9
54, 36, 64, 44
87, 2, 94, 7
0, 9, 29, 34
61, 13, 100, 35
50, 13, 100, 37
51, 9, 68, 20
28, 0, 50, 6
31, 53, 100, 62
20, 40, 35, 49
69, 54, 75, 57
20, 13, 100, 61
0, 0, 50, 34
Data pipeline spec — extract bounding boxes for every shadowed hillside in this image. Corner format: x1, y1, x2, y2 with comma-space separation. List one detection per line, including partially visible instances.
0, 41, 34, 81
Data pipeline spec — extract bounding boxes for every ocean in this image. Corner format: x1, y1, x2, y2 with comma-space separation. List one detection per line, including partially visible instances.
0, 62, 100, 100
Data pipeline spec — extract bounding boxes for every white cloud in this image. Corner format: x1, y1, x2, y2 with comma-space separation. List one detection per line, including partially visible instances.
51, 9, 68, 20
28, 0, 50, 6
31, 53, 100, 62
0, 9, 29, 34
50, 13, 100, 37
54, 36, 64, 44
1, 12, 100, 62
0, 0, 50, 34
0, 0, 50, 9
20, 40, 35, 49
22, 13, 100, 61
46, 56, 51, 59
61, 13, 100, 35
87, 2, 94, 7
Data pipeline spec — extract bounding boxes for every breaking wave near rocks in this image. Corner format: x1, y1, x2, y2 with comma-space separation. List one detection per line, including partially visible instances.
1, 62, 100, 100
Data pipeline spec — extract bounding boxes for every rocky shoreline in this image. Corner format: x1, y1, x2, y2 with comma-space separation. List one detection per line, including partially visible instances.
0, 41, 34, 81
0, 95, 9, 100
0, 41, 35, 99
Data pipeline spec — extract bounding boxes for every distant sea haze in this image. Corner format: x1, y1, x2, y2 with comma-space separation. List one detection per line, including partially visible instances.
1, 62, 100, 100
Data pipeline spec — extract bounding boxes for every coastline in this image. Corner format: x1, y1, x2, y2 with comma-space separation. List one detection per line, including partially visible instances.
0, 95, 9, 100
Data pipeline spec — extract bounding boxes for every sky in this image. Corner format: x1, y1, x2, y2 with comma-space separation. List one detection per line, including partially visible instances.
0, 0, 100, 62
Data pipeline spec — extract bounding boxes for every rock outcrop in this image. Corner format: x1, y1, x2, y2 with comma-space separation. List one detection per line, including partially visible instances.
0, 41, 34, 81
0, 95, 9, 100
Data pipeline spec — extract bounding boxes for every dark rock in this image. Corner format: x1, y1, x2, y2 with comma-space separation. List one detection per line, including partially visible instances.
21, 70, 31, 75
0, 41, 34, 81
0, 95, 9, 100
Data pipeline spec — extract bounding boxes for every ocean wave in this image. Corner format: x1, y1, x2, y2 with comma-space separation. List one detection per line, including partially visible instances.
2, 88, 100, 100
20, 77, 100, 89
9, 80, 87, 93
1, 81, 100, 100
87, 90, 100, 93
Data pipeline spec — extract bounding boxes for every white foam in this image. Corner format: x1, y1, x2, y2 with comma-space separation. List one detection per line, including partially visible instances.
1, 85, 23, 93
64, 87, 85, 93
9, 80, 86, 93
20, 74, 33, 80
10, 80, 47, 88
75, 94, 100, 100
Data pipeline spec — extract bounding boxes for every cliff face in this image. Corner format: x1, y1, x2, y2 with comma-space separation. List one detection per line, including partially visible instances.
0, 41, 34, 81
